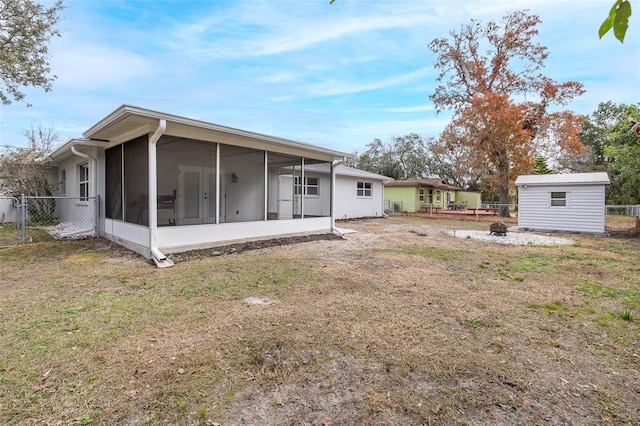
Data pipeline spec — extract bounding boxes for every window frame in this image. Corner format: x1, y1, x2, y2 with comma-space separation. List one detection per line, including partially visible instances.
356, 181, 372, 198
294, 176, 320, 197
550, 191, 567, 207
418, 188, 425, 203
79, 162, 89, 202
60, 169, 66, 196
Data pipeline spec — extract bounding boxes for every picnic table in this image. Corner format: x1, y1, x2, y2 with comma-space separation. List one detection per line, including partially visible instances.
447, 201, 467, 210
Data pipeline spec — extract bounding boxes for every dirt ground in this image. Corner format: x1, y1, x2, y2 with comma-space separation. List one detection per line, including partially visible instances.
1, 215, 639, 425
177, 216, 640, 425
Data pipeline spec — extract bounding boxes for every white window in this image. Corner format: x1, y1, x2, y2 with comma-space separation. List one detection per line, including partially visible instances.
79, 163, 89, 201
60, 169, 66, 196
436, 190, 441, 202
550, 191, 567, 207
295, 176, 319, 196
419, 188, 425, 203
357, 181, 372, 198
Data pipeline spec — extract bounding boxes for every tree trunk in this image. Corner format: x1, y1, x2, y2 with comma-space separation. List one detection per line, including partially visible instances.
498, 184, 511, 218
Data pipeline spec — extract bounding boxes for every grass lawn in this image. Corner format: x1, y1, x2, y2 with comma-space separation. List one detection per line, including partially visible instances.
0, 216, 638, 425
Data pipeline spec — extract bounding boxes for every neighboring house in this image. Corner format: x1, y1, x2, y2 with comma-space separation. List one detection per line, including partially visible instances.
47, 105, 351, 266
515, 172, 610, 234
383, 178, 481, 212
300, 163, 391, 220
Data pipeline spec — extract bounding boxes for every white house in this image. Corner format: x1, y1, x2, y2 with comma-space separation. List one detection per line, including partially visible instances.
48, 105, 352, 266
515, 172, 610, 234
300, 163, 390, 220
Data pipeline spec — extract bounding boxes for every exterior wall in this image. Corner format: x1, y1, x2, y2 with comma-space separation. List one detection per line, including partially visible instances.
455, 191, 482, 209
298, 172, 331, 217
384, 187, 419, 212
157, 217, 332, 254
335, 175, 384, 219
517, 184, 606, 234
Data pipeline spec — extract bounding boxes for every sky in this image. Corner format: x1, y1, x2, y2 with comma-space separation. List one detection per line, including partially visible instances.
1, 0, 639, 155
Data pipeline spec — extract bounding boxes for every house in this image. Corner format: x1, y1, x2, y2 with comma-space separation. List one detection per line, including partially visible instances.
383, 178, 481, 213
300, 163, 391, 220
47, 105, 352, 266
515, 172, 610, 234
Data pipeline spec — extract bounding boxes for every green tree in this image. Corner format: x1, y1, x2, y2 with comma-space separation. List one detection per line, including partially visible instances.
0, 0, 64, 105
571, 102, 640, 204
353, 134, 430, 180
532, 156, 554, 174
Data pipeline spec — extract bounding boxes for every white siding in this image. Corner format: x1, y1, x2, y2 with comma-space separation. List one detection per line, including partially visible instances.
518, 184, 606, 234
335, 175, 384, 219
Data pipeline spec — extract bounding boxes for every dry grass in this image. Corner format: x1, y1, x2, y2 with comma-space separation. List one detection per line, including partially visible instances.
0, 216, 639, 425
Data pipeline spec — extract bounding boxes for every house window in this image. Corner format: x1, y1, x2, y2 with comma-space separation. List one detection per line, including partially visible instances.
357, 181, 372, 198
419, 188, 425, 203
436, 190, 441, 202
295, 176, 319, 196
60, 169, 66, 196
79, 163, 89, 201
551, 191, 567, 207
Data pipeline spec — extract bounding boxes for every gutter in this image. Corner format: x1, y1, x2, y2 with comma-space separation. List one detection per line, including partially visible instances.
148, 119, 174, 268
331, 158, 346, 236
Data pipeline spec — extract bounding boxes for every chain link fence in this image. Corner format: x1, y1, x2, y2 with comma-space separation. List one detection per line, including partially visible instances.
0, 196, 20, 247
606, 205, 640, 216
0, 196, 99, 247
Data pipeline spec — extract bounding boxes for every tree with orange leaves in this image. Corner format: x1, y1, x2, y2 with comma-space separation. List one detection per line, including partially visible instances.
429, 10, 585, 217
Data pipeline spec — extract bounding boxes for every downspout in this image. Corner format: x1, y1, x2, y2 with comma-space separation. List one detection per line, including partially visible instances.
331, 157, 346, 235
71, 145, 99, 236
148, 119, 173, 267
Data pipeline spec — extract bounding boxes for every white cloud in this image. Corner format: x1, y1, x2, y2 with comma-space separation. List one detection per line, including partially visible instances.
51, 40, 157, 89
302, 67, 434, 97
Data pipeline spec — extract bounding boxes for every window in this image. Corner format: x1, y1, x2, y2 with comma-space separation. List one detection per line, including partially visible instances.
60, 169, 66, 196
419, 188, 425, 203
436, 190, 441, 202
295, 176, 319, 196
79, 163, 89, 201
551, 191, 567, 207
357, 181, 372, 197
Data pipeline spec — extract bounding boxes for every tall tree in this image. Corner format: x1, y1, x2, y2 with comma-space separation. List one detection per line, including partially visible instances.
0, 0, 64, 105
353, 134, 430, 180
429, 10, 585, 216
579, 102, 640, 204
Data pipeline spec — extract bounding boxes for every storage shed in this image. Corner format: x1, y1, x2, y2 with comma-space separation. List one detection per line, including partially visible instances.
515, 172, 610, 234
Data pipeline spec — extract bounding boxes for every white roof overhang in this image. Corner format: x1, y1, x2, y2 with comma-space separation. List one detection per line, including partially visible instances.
82, 105, 351, 162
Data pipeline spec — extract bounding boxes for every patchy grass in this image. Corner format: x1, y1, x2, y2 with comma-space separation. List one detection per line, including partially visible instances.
0, 217, 639, 425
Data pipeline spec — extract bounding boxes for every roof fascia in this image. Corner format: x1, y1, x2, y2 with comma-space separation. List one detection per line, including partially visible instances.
83, 104, 352, 161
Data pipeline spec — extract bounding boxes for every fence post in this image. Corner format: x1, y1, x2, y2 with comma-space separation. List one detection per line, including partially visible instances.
94, 195, 100, 237
20, 194, 27, 244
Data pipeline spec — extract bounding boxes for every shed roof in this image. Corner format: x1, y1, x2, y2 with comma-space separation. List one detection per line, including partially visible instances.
303, 163, 392, 180
384, 178, 464, 191
515, 172, 610, 186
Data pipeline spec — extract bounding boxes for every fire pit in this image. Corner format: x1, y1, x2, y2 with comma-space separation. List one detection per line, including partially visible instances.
489, 222, 508, 236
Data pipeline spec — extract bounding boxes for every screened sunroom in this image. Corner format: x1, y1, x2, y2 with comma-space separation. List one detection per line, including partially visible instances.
51, 105, 350, 267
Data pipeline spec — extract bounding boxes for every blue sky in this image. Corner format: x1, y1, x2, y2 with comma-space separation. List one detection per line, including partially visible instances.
1, 0, 639, 154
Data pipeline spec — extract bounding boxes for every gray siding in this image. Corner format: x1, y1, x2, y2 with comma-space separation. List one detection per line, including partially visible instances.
518, 184, 606, 234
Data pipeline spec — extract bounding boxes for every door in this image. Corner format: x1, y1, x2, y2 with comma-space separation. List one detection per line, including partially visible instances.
178, 166, 221, 225
277, 174, 294, 219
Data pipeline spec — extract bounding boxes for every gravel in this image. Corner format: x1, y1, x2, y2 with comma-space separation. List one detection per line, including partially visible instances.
446, 228, 575, 246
